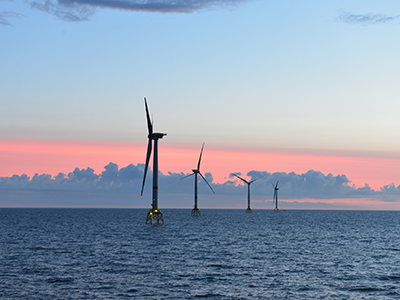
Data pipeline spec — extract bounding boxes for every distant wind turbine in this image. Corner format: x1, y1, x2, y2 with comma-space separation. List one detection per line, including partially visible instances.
232, 173, 265, 213
141, 98, 167, 224
181, 143, 215, 215
272, 181, 279, 211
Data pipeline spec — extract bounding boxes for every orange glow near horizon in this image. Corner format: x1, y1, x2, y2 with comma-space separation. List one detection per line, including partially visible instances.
1, 138, 400, 191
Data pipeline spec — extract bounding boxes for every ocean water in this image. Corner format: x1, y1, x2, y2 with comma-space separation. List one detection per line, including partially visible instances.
1, 209, 400, 299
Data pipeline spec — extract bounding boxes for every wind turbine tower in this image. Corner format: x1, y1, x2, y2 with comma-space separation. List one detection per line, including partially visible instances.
182, 143, 215, 215
272, 181, 279, 211
141, 98, 167, 224
232, 173, 264, 213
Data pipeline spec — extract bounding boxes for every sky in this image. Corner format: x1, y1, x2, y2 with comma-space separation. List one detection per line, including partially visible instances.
2, 0, 400, 209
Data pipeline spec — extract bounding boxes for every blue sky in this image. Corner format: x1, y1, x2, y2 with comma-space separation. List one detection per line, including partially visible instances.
2, 1, 400, 208
2, 0, 400, 150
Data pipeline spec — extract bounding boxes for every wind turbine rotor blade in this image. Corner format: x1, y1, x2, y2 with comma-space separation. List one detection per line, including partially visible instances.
232, 173, 249, 184
141, 138, 152, 196
275, 181, 279, 188
144, 98, 153, 135
271, 182, 275, 188
199, 172, 215, 194
197, 143, 204, 171
249, 175, 266, 184
181, 173, 195, 180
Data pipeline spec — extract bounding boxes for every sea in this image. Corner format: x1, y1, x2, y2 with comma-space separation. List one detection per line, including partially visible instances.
1, 208, 400, 299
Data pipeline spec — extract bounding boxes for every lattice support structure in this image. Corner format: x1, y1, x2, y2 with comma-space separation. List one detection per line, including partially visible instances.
146, 208, 164, 224
191, 207, 201, 216
246, 207, 253, 213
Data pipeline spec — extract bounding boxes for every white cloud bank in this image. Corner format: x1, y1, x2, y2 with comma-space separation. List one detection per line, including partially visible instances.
1, 163, 399, 208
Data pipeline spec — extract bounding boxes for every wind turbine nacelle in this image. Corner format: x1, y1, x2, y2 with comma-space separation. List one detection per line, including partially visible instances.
150, 133, 167, 139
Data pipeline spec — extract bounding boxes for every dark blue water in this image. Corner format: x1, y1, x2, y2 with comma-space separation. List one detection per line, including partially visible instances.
1, 209, 400, 299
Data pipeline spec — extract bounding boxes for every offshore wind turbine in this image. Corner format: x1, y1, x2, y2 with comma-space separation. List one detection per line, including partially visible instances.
141, 98, 167, 224
181, 143, 215, 215
272, 181, 279, 211
231, 173, 264, 213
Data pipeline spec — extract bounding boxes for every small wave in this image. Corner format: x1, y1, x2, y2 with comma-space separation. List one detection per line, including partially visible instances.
30, 246, 50, 251
349, 286, 384, 292
117, 293, 135, 298
378, 275, 400, 281
208, 263, 224, 268
388, 248, 400, 251
194, 292, 224, 298
298, 285, 314, 291
46, 277, 74, 284
0, 274, 17, 277
96, 285, 113, 290
386, 290, 400, 296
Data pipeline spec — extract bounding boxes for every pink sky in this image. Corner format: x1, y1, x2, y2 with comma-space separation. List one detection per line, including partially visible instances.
1, 138, 400, 190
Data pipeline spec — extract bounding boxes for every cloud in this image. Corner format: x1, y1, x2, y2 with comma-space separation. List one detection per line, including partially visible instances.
0, 11, 24, 25
1, 163, 399, 207
27, 0, 251, 21
379, 183, 400, 202
337, 10, 400, 25
219, 170, 376, 200
29, 1, 96, 21
0, 163, 146, 193
0, 174, 30, 187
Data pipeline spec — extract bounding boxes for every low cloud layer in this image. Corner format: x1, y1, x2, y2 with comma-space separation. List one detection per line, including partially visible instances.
27, 0, 251, 22
1, 163, 399, 207
226, 170, 376, 200
337, 10, 400, 25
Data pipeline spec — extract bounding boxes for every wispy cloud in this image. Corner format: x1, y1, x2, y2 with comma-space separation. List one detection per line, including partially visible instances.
0, 11, 24, 25
27, 0, 251, 22
29, 1, 96, 22
337, 10, 400, 25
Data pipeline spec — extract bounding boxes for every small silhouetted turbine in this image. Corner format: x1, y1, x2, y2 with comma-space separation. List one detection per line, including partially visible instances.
181, 143, 214, 215
232, 173, 265, 212
272, 181, 279, 211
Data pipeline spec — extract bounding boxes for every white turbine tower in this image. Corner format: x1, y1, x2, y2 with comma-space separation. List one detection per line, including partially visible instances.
141, 98, 167, 224
272, 181, 279, 211
181, 143, 215, 215
232, 173, 265, 213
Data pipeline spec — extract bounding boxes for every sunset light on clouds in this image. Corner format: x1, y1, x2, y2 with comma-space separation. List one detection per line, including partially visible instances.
2, 0, 400, 209
3, 138, 400, 190
2, 138, 400, 209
